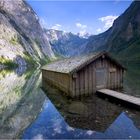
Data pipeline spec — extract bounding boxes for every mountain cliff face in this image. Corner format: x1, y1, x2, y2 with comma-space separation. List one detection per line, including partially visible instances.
45, 29, 88, 57
85, 1, 140, 66
0, 0, 55, 68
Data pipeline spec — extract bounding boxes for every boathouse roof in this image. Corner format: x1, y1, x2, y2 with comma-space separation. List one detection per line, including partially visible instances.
42, 51, 125, 74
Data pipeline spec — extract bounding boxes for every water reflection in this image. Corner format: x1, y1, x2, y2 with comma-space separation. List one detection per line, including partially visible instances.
123, 67, 140, 97
22, 97, 140, 139
22, 76, 140, 139
42, 82, 123, 132
0, 68, 46, 139
1, 65, 140, 139
15, 66, 27, 76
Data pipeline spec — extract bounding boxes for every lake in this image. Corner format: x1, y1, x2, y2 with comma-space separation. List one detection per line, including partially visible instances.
0, 65, 140, 139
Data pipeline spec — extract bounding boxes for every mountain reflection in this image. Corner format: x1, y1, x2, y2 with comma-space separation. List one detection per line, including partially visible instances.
0, 68, 46, 139
22, 96, 140, 139
22, 78, 140, 139
1, 66, 140, 139
42, 82, 122, 132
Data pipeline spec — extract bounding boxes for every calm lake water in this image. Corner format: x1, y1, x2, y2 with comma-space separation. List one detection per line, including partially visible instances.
0, 65, 140, 139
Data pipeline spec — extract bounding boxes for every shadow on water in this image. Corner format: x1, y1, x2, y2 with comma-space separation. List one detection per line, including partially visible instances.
0, 67, 46, 139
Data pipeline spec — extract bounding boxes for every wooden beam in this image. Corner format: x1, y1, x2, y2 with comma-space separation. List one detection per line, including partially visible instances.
97, 89, 140, 107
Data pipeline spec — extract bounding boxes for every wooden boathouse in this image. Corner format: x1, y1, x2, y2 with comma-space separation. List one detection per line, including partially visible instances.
42, 52, 125, 97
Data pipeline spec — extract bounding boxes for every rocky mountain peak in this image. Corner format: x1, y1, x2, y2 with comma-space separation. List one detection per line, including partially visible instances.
45, 29, 88, 57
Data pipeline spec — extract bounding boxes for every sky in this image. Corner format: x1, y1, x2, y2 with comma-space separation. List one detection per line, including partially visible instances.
27, 0, 132, 36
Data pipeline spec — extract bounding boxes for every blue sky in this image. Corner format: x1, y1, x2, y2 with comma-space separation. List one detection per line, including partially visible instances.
27, 0, 132, 35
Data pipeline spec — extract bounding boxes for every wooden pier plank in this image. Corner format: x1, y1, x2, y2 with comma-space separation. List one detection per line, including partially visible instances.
97, 89, 140, 106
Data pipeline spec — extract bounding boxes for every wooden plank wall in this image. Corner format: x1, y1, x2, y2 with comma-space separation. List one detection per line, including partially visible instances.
71, 56, 124, 97
72, 61, 96, 97
107, 59, 123, 89
42, 70, 70, 95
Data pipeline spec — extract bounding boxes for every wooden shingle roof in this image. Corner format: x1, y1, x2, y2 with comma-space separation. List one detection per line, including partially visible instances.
42, 52, 125, 74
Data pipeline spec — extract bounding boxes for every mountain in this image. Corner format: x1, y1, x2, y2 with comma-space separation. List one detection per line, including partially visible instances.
1, 0, 139, 69
0, 0, 55, 68
45, 29, 88, 57
84, 1, 140, 67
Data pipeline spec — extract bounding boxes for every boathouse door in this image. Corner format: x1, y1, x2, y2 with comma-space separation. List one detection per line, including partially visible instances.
95, 68, 107, 89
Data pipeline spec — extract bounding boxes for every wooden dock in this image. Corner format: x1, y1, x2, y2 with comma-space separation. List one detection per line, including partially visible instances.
97, 89, 140, 108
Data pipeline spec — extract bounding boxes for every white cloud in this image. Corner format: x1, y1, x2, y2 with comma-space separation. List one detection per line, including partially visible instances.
39, 17, 48, 29
51, 24, 62, 30
76, 22, 87, 29
66, 126, 75, 131
33, 134, 44, 140
86, 130, 94, 136
76, 22, 88, 37
79, 30, 87, 37
99, 15, 118, 29
96, 28, 102, 33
